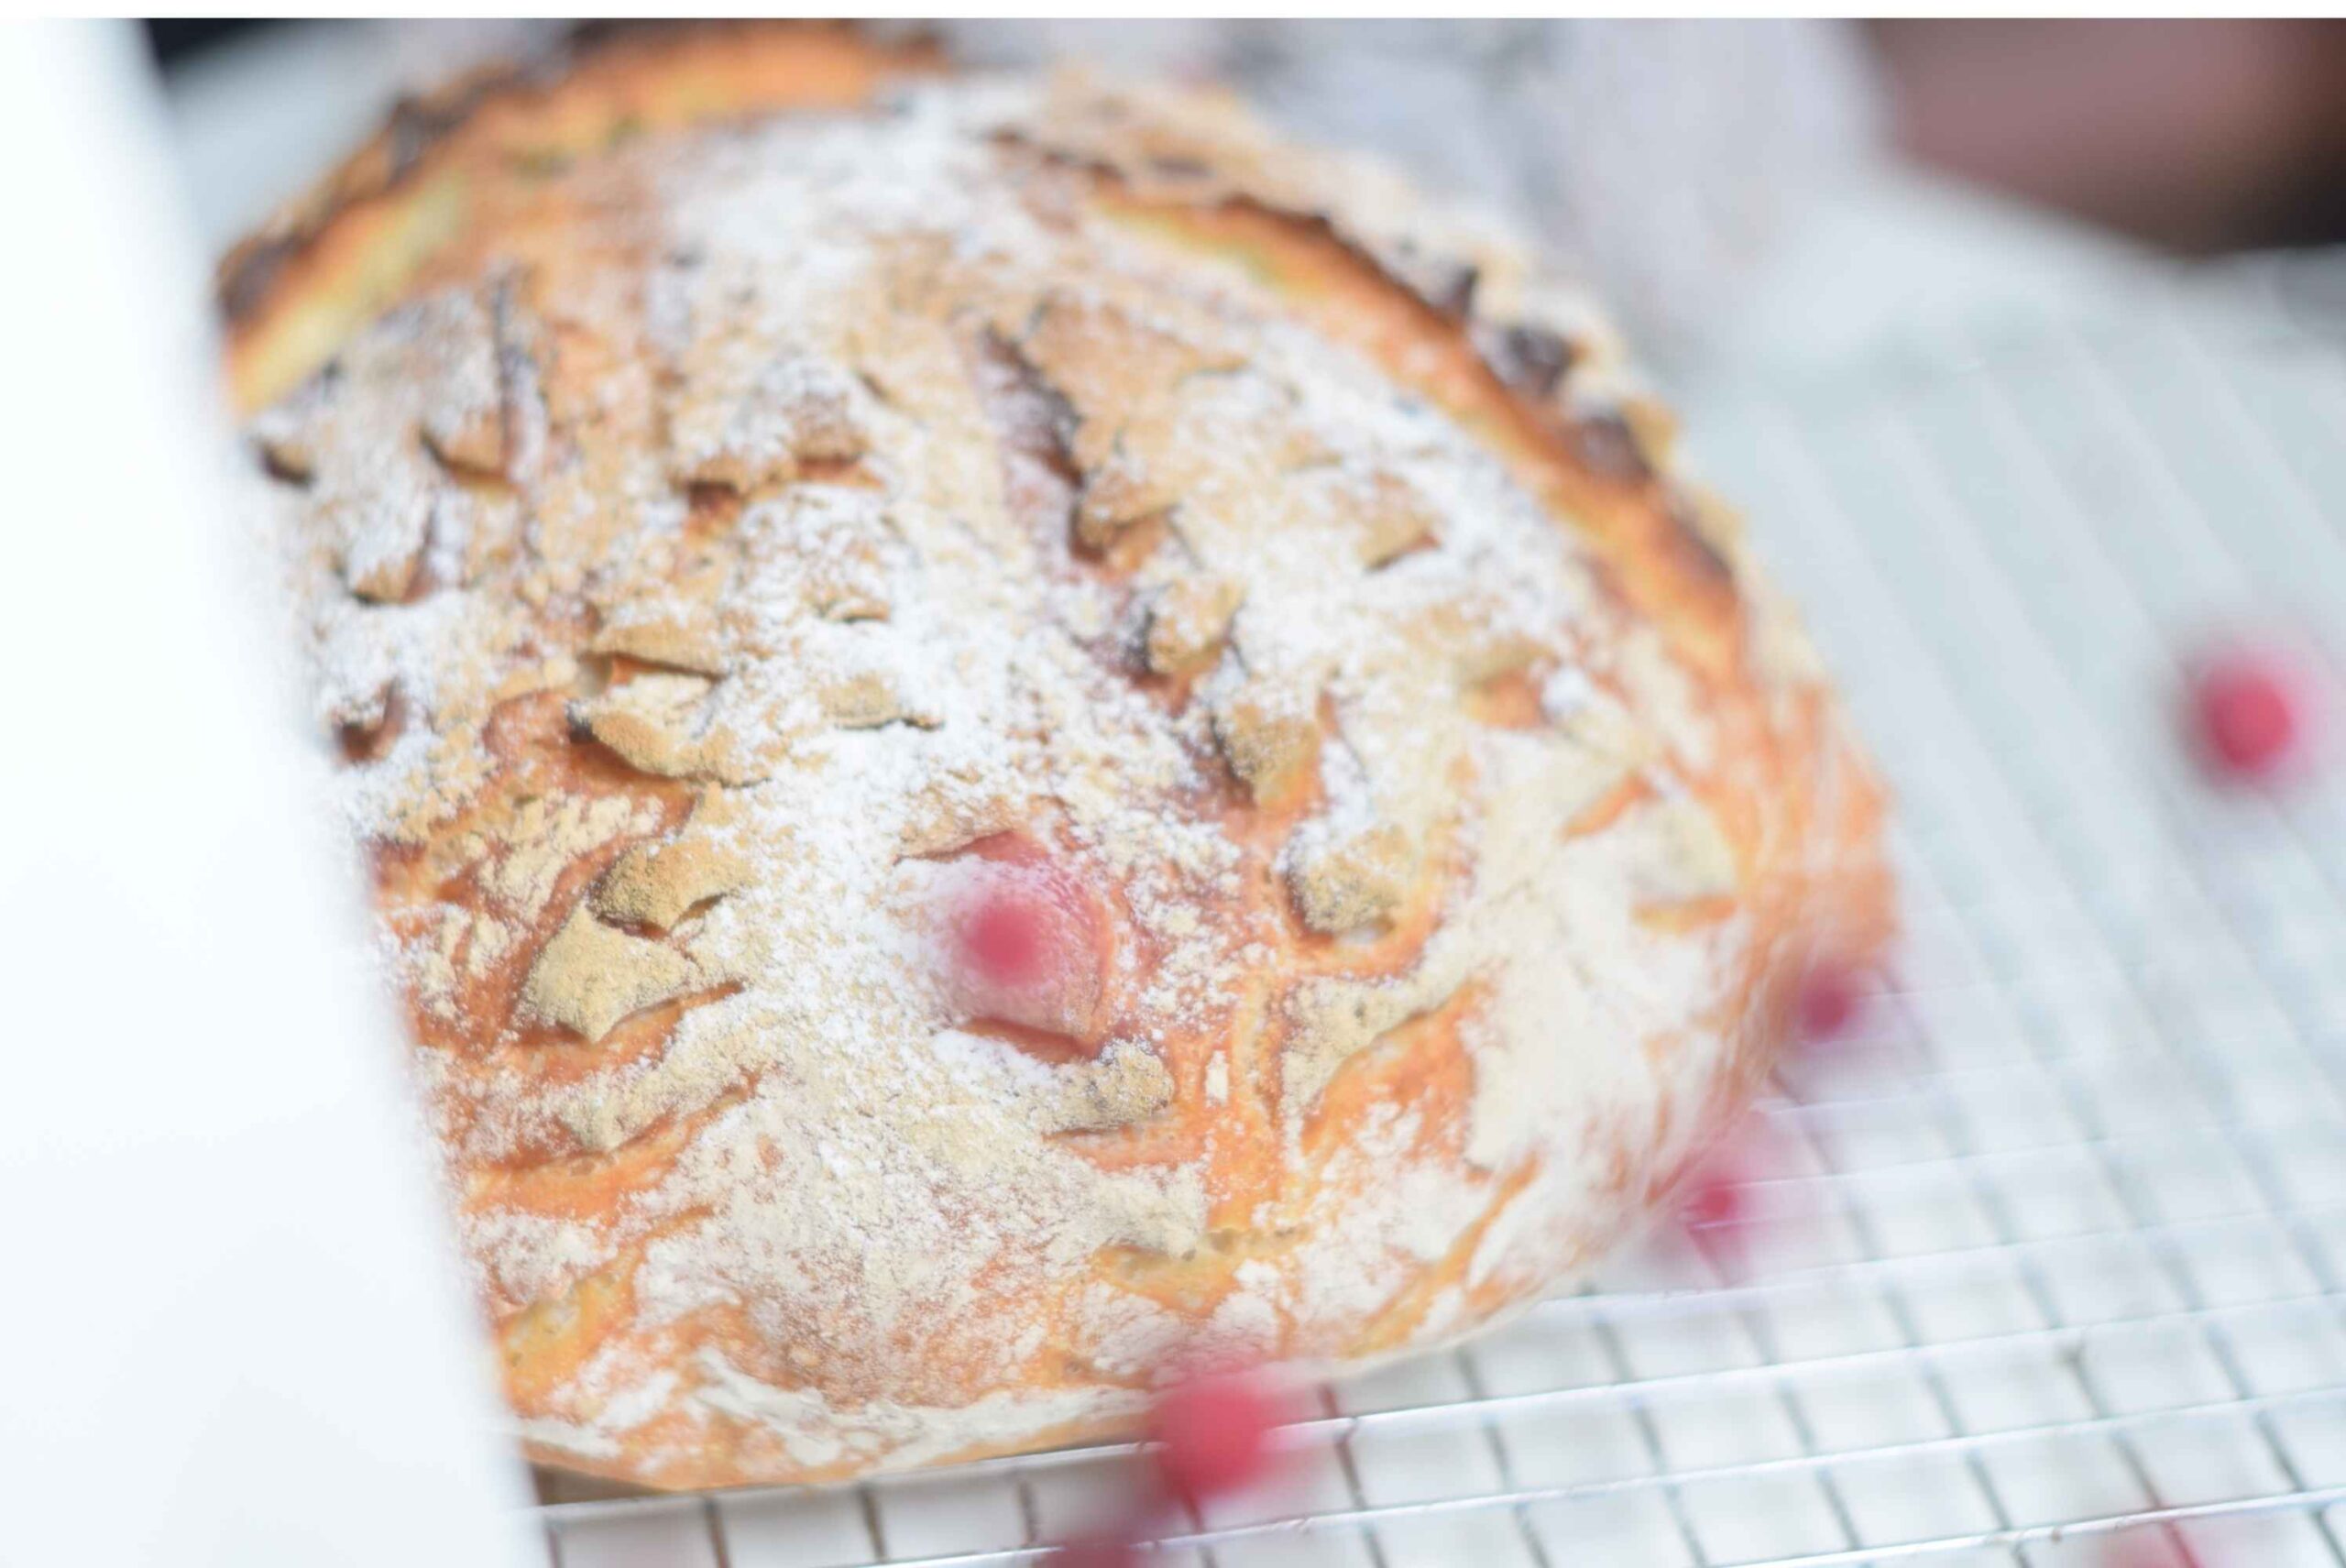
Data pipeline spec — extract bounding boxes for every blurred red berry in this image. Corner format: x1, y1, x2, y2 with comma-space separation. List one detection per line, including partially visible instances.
1049, 1533, 1138, 1568
1680, 1166, 1747, 1232
1150, 1372, 1286, 1505
959, 887, 1050, 986
1677, 1157, 1757, 1277
2187, 650, 2301, 781
939, 849, 1112, 1047
1671, 1122, 1775, 1276
2099, 1530, 2203, 1568
1795, 961, 1864, 1044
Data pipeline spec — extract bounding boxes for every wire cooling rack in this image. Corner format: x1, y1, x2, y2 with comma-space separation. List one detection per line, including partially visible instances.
535, 261, 2346, 1568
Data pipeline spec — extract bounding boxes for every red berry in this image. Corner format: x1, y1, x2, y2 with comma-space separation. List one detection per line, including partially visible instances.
2099, 1531, 2204, 1568
1680, 1167, 1746, 1232
2188, 651, 2300, 780
1049, 1534, 1138, 1568
1675, 1144, 1762, 1277
959, 888, 1050, 987
1149, 1372, 1286, 1504
1794, 961, 1863, 1044
939, 854, 1108, 1046
1674, 1121, 1770, 1235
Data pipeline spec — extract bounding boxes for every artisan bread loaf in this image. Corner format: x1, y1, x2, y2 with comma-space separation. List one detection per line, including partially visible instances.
229, 24, 1891, 1491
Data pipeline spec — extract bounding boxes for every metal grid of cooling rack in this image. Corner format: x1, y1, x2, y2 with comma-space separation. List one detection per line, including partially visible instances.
536, 268, 2346, 1568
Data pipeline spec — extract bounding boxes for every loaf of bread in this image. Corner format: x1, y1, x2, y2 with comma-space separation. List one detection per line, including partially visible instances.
227, 24, 1891, 1491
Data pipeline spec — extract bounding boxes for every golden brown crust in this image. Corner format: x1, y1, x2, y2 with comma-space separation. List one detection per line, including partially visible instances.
224, 23, 944, 413
233, 25, 1891, 1493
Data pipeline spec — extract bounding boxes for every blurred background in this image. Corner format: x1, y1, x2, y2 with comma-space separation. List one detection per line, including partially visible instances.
148, 18, 2346, 396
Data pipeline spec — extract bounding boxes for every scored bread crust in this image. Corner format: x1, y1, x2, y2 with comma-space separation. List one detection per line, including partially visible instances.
228, 23, 1891, 1492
